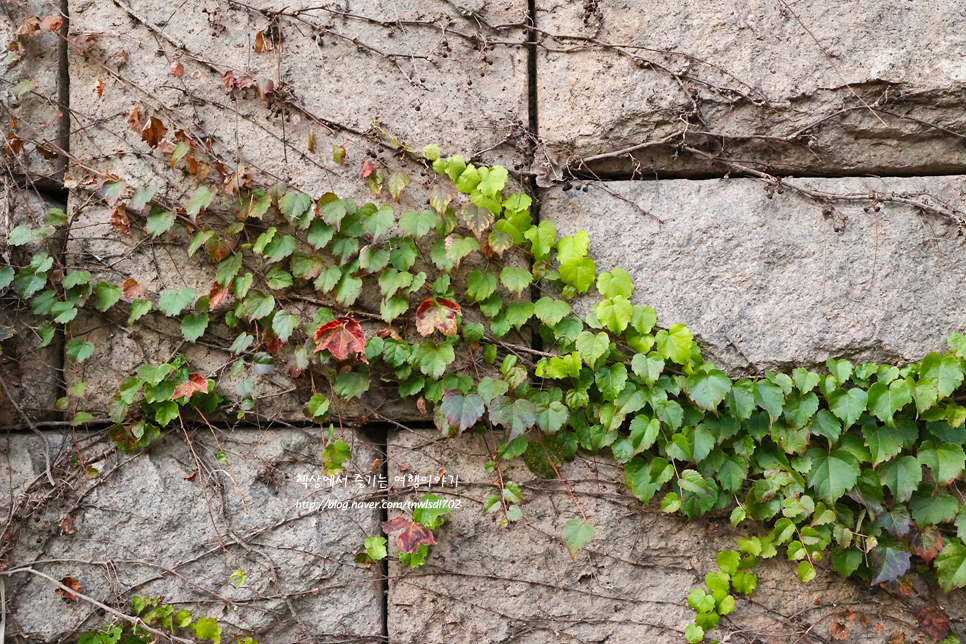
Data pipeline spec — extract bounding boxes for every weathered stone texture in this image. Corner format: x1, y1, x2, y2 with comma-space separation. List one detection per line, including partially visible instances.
67, 0, 528, 196
544, 175, 966, 375
536, 0, 966, 179
0, 186, 63, 427
3, 426, 383, 643
0, 0, 67, 182
387, 429, 966, 643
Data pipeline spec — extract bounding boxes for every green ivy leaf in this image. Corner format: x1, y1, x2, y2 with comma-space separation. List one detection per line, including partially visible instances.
67, 339, 95, 362
558, 257, 596, 294
561, 518, 594, 559
440, 391, 485, 434
806, 448, 860, 503
523, 220, 556, 260
596, 268, 633, 299
879, 455, 923, 503
278, 190, 313, 226
334, 371, 370, 399
181, 313, 209, 342
575, 331, 609, 367
235, 290, 275, 321
412, 341, 455, 379
158, 288, 195, 316
500, 266, 532, 296
94, 282, 121, 311
364, 206, 394, 238
145, 209, 175, 237
595, 296, 633, 334
827, 387, 868, 429
533, 297, 571, 327
685, 369, 732, 411
186, 186, 215, 221
488, 395, 537, 440
466, 270, 498, 303
936, 537, 966, 591
655, 324, 693, 365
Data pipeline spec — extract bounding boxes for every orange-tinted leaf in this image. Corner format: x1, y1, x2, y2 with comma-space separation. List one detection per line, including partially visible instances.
95, 78, 105, 98
253, 30, 271, 52
55, 575, 80, 602
170, 60, 184, 77
208, 283, 229, 309
382, 517, 436, 554
829, 623, 849, 641
39, 15, 63, 31
910, 525, 943, 564
126, 105, 143, 131
888, 632, 906, 644
141, 116, 167, 148
361, 159, 375, 178
110, 204, 130, 234
122, 278, 147, 300
415, 296, 461, 337
313, 317, 366, 361
916, 607, 950, 641
172, 373, 209, 401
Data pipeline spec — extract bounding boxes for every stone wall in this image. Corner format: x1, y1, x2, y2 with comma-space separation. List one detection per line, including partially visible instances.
3, 0, 966, 642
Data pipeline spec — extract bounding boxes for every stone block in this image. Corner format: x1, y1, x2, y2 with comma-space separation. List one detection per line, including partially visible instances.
4, 426, 383, 643
66, 0, 528, 197
536, 0, 966, 179
386, 429, 966, 643
543, 175, 966, 374
0, 0, 67, 183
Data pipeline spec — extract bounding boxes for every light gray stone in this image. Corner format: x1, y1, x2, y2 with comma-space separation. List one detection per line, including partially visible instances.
4, 426, 383, 643
0, 186, 63, 428
0, 0, 67, 183
544, 175, 966, 375
387, 429, 966, 644
536, 0, 966, 180
66, 0, 528, 198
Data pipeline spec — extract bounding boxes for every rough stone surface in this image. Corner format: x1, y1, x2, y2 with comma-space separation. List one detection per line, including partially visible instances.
536, 0, 966, 179
66, 0, 528, 197
387, 429, 966, 644
0, 186, 63, 427
3, 426, 383, 643
544, 175, 966, 375
0, 0, 67, 183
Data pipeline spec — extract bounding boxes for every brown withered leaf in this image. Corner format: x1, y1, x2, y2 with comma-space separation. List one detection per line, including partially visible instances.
916, 607, 950, 641
829, 623, 849, 641
5, 132, 24, 155
264, 334, 284, 356
253, 31, 273, 52
184, 470, 198, 482
313, 317, 366, 361
39, 15, 63, 31
110, 204, 130, 234
191, 70, 207, 84
376, 327, 401, 341
16, 17, 40, 37
381, 517, 436, 554
171, 373, 209, 401
35, 144, 59, 160
55, 575, 80, 602
58, 513, 76, 535
887, 632, 905, 644
256, 77, 274, 101
121, 278, 147, 300
141, 116, 167, 148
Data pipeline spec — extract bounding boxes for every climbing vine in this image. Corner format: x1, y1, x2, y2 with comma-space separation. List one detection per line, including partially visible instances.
2, 5, 966, 643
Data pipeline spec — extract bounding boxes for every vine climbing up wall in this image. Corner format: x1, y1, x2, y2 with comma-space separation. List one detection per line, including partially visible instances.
3, 0, 966, 643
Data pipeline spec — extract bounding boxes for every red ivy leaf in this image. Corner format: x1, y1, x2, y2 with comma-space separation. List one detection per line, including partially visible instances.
264, 334, 284, 356
916, 607, 950, 641
910, 525, 943, 564
122, 278, 147, 300
360, 159, 375, 178
313, 317, 366, 361
381, 517, 436, 554
415, 297, 461, 337
172, 373, 209, 401
55, 575, 80, 602
170, 60, 184, 77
